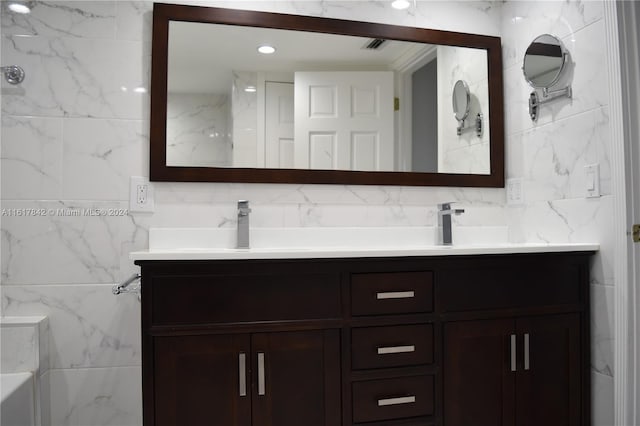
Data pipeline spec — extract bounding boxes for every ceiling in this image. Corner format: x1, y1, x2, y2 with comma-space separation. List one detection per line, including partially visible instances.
167, 21, 431, 94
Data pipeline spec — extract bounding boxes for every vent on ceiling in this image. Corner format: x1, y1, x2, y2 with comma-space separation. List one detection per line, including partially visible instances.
363, 38, 387, 50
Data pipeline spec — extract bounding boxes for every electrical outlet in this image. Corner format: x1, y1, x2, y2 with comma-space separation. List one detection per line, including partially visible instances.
585, 164, 600, 198
137, 184, 147, 204
506, 178, 524, 206
130, 176, 155, 213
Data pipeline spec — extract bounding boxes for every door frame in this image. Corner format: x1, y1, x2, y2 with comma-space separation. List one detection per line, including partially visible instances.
618, 1, 640, 423
606, 1, 639, 425
395, 46, 437, 172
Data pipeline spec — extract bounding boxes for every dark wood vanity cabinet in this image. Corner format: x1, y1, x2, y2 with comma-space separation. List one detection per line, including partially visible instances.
443, 314, 581, 426
138, 252, 592, 426
153, 330, 340, 426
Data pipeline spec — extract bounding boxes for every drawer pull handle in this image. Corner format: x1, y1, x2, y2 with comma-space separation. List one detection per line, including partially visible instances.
377, 396, 416, 406
239, 353, 246, 397
524, 333, 530, 371
376, 291, 415, 300
510, 334, 517, 372
258, 352, 265, 396
377, 345, 416, 355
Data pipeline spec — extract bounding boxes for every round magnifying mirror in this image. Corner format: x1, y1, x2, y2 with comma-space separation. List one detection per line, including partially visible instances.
452, 80, 470, 122
523, 34, 566, 88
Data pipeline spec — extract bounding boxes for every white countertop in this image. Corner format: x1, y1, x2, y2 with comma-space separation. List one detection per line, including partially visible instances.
130, 243, 599, 261
129, 227, 598, 261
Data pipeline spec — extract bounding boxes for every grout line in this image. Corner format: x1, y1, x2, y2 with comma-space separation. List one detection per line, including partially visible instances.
45, 365, 141, 373
505, 104, 609, 138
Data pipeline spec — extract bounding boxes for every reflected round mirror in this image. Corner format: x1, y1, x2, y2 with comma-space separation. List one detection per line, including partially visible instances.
452, 80, 470, 121
522, 34, 566, 88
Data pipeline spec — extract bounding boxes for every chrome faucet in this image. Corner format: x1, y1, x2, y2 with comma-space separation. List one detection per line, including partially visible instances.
438, 202, 465, 245
237, 200, 251, 249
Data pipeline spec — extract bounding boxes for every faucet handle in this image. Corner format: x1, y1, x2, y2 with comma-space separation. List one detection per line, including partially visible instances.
438, 202, 455, 210
237, 200, 251, 214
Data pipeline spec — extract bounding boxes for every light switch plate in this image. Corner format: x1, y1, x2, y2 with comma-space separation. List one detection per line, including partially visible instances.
585, 164, 600, 198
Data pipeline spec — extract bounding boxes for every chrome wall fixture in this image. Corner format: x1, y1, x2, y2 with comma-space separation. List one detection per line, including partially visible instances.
1, 65, 25, 84
522, 34, 572, 121
112, 273, 141, 301
452, 80, 482, 137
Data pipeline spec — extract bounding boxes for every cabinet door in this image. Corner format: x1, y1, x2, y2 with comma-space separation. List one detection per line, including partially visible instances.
515, 314, 581, 426
443, 319, 515, 426
154, 334, 251, 426
251, 330, 341, 426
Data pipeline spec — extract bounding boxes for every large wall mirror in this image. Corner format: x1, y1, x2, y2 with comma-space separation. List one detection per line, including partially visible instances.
150, 3, 504, 187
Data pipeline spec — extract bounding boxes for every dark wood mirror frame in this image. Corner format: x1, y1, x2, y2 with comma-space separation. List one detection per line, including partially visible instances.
150, 3, 504, 187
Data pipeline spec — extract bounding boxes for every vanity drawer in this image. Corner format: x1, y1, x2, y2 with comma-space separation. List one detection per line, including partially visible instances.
352, 375, 434, 423
151, 272, 341, 325
351, 324, 433, 370
438, 262, 582, 312
351, 271, 433, 316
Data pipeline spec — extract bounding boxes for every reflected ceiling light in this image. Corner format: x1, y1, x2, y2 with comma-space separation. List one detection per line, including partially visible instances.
391, 0, 410, 10
8, 2, 31, 14
257, 45, 276, 54
134, 86, 147, 93
245, 86, 257, 93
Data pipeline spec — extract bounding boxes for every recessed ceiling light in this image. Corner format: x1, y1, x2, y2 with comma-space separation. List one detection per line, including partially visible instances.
134, 87, 147, 93
8, 2, 31, 14
257, 45, 276, 55
245, 86, 257, 93
391, 0, 410, 10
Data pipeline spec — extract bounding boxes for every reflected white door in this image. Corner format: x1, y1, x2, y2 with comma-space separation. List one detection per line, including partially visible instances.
294, 71, 394, 171
265, 81, 295, 168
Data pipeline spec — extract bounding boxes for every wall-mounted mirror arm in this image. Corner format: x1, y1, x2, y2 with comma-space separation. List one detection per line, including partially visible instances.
456, 113, 483, 137
528, 85, 572, 121
542, 85, 572, 99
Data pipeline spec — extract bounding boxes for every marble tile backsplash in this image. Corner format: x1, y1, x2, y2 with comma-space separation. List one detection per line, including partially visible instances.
0, 1, 615, 425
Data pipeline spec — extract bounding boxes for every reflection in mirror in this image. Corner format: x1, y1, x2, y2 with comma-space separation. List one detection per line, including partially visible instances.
452, 79, 483, 138
452, 80, 470, 121
165, 21, 490, 175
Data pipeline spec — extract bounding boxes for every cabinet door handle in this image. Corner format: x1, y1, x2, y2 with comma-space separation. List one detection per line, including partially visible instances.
510, 334, 517, 372
239, 353, 247, 397
524, 333, 530, 371
376, 291, 415, 299
257, 352, 265, 396
377, 396, 416, 406
377, 345, 415, 355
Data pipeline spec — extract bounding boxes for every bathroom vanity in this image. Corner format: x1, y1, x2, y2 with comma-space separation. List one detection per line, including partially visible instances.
133, 244, 596, 426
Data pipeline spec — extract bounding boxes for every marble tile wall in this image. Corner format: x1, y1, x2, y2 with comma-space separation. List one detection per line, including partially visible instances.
166, 93, 232, 167
501, 1, 614, 424
231, 71, 259, 167
0, 1, 616, 425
